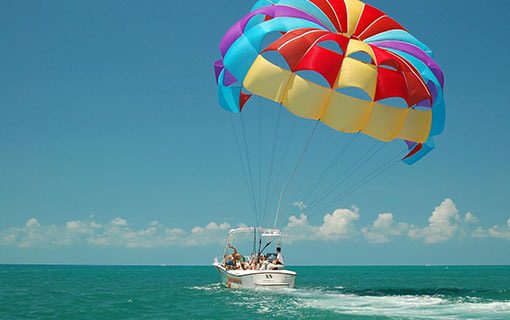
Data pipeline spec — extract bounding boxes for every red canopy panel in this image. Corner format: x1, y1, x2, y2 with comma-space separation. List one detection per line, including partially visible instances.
354, 4, 406, 40
264, 29, 328, 69
375, 67, 409, 104
353, 4, 386, 37
265, 30, 354, 87
309, 0, 347, 33
295, 45, 344, 87
359, 16, 405, 40
372, 46, 431, 106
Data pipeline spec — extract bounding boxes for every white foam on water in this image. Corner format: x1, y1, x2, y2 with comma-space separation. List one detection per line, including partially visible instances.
191, 282, 510, 319
287, 289, 510, 320
188, 283, 222, 291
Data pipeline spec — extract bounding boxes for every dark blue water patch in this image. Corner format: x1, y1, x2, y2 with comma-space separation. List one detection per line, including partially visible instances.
292, 265, 510, 301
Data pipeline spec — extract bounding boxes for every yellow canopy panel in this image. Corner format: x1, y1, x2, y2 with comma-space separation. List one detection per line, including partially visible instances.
243, 55, 432, 143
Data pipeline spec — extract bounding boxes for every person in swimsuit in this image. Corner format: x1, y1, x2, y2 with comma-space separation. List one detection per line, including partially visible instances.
223, 253, 235, 270
228, 244, 243, 270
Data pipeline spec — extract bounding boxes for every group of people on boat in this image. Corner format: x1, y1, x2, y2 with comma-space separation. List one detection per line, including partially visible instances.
222, 244, 284, 271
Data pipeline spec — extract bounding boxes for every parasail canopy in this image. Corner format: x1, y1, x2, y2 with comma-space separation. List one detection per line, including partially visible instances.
214, 0, 445, 164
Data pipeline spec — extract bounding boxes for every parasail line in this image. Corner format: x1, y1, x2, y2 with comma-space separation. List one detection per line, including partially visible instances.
261, 104, 282, 227
267, 111, 296, 223
258, 97, 262, 226
291, 129, 335, 200
229, 114, 259, 225
240, 113, 260, 226
306, 140, 385, 212
275, 120, 320, 227
274, 187, 285, 227
301, 132, 359, 204
308, 149, 406, 219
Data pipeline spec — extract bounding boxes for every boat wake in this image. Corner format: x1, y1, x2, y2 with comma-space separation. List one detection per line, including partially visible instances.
191, 283, 510, 319
289, 288, 510, 319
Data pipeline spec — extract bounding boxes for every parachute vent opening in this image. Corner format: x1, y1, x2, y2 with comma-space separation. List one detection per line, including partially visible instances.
347, 51, 373, 64
244, 13, 271, 31
260, 31, 286, 52
336, 87, 372, 101
317, 40, 344, 55
376, 97, 408, 109
412, 98, 432, 111
294, 70, 331, 88
261, 51, 291, 71
379, 64, 398, 71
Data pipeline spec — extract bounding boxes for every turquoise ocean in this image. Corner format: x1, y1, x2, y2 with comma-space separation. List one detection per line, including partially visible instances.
1, 265, 509, 319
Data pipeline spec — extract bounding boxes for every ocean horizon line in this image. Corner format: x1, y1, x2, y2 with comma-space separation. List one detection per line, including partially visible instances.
1, 263, 509, 267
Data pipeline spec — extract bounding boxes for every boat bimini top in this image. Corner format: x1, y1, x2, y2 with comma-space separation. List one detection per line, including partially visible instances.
226, 227, 281, 238
224, 227, 283, 257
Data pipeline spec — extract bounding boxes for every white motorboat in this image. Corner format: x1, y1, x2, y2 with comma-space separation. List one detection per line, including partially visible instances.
213, 227, 297, 289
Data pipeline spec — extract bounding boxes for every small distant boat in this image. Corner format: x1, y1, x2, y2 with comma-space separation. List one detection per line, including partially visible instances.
213, 227, 297, 289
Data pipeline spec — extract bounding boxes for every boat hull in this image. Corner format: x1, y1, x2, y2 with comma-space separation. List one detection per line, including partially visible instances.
215, 265, 296, 289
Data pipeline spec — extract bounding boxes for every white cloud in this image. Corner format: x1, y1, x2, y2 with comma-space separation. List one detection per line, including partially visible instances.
26, 218, 40, 228
285, 199, 506, 245
408, 199, 462, 244
464, 212, 478, 224
185, 222, 231, 246
317, 207, 360, 240
472, 217, 510, 240
361, 213, 410, 243
285, 207, 359, 242
0, 217, 232, 249
111, 217, 128, 226
487, 225, 510, 239
1, 200, 508, 248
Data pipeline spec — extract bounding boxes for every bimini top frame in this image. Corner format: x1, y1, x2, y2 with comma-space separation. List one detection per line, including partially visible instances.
227, 227, 281, 238
224, 227, 282, 256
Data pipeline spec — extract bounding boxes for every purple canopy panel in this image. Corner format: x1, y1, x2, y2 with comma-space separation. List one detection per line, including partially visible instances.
371, 40, 444, 87
214, 59, 224, 83
223, 68, 238, 87
219, 5, 327, 57
405, 140, 417, 149
416, 98, 432, 109
427, 81, 438, 103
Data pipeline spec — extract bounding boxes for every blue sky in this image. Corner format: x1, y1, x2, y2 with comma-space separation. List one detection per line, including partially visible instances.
1, 0, 509, 265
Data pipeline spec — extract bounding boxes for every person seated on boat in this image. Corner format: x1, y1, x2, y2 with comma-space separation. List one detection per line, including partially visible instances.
256, 255, 264, 270
225, 244, 240, 269
269, 247, 284, 270
237, 255, 250, 270
258, 254, 268, 270
226, 244, 241, 269
275, 247, 284, 265
223, 254, 235, 270
247, 255, 256, 270
234, 253, 245, 270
